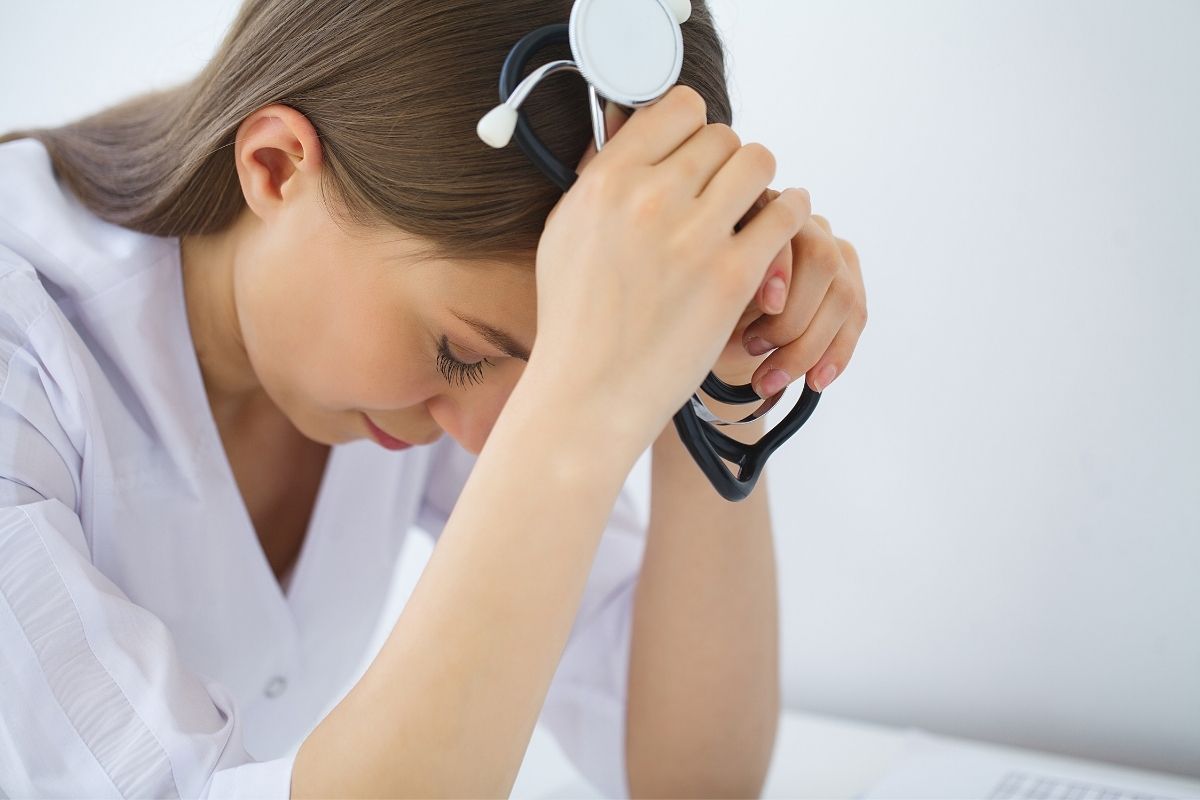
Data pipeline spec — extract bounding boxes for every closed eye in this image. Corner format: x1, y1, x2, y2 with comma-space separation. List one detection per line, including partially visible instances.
435, 334, 494, 388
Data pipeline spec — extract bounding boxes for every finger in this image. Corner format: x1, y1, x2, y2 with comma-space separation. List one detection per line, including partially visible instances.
797, 313, 862, 394
810, 213, 833, 235
838, 236, 863, 287
661, 122, 742, 198
758, 236, 794, 317
742, 215, 842, 351
597, 83, 708, 167
750, 280, 865, 397
703, 141, 782, 237
725, 187, 811, 301
735, 188, 795, 318
756, 188, 794, 316
835, 236, 866, 319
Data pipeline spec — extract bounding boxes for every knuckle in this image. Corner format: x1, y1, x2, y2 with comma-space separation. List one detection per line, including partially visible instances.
630, 179, 669, 219
590, 161, 638, 203
853, 298, 869, 327
741, 142, 777, 181
774, 338, 817, 376
776, 203, 802, 238
710, 122, 742, 151
814, 237, 843, 273
831, 279, 856, 308
669, 84, 707, 120
788, 191, 811, 230
837, 237, 859, 266
822, 252, 843, 279
753, 315, 795, 349
770, 191, 805, 234
581, 161, 618, 198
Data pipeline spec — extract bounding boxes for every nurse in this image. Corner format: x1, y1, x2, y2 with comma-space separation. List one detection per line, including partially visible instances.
0, 1, 866, 797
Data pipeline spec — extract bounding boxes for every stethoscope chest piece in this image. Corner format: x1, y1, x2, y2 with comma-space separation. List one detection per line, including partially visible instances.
568, 0, 684, 108
476, 0, 691, 161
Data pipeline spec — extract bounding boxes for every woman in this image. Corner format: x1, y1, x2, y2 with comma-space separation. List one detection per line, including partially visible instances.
0, 0, 867, 797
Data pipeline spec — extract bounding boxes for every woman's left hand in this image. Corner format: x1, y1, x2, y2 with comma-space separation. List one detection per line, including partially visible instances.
577, 105, 867, 404
711, 188, 868, 401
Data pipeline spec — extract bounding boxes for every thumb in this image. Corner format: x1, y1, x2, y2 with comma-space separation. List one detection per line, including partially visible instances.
574, 101, 631, 174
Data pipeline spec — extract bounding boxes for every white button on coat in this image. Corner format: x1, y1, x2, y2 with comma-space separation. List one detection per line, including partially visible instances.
0, 138, 648, 799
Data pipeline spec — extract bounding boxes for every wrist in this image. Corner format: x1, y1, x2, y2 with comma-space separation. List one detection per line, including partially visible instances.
509, 360, 654, 475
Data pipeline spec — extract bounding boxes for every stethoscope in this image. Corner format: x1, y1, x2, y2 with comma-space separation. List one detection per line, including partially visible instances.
477, 0, 821, 502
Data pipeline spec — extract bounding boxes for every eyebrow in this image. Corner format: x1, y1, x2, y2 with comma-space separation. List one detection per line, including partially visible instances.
451, 311, 531, 362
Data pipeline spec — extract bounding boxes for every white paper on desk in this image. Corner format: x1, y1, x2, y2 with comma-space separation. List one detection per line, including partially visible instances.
858, 730, 1200, 800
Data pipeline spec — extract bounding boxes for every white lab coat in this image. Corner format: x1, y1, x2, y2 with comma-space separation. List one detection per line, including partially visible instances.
0, 138, 648, 799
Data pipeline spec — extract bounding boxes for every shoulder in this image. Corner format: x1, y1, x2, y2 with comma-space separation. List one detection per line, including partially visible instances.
0, 139, 180, 508
0, 247, 57, 391
0, 136, 181, 399
0, 137, 179, 314
0, 247, 87, 510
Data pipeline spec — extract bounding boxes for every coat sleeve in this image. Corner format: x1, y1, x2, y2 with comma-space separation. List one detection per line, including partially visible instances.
415, 435, 650, 800
0, 260, 297, 799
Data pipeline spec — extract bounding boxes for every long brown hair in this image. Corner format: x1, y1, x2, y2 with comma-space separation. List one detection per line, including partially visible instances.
0, 0, 733, 266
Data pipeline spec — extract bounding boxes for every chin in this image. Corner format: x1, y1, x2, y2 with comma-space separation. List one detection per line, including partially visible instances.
283, 408, 351, 447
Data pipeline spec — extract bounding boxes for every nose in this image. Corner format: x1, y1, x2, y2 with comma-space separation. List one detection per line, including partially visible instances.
427, 391, 509, 457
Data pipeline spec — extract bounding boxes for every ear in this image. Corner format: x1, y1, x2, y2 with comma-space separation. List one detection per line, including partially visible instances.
233, 104, 324, 222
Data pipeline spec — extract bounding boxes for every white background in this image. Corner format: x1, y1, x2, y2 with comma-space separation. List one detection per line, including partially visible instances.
3, 0, 1197, 782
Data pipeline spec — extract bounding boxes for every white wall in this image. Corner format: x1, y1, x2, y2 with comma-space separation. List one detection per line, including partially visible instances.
4, 0, 1197, 781
715, 0, 1200, 779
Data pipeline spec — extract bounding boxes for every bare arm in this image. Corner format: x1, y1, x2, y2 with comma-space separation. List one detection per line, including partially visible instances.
627, 405, 780, 797
291, 366, 650, 798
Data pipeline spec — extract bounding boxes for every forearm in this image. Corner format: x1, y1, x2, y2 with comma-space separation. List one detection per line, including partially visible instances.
293, 368, 648, 798
626, 397, 781, 798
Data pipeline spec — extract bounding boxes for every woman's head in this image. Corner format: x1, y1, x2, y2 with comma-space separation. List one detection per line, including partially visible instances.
2, 0, 734, 454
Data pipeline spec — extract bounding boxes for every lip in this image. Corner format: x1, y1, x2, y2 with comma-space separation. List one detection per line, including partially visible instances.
362, 413, 412, 451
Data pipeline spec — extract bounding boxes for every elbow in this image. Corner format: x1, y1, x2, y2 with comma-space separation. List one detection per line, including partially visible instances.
626, 701, 780, 799
628, 765, 771, 800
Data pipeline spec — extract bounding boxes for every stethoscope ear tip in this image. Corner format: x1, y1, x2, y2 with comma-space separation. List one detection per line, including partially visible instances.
665, 0, 692, 24
478, 103, 518, 148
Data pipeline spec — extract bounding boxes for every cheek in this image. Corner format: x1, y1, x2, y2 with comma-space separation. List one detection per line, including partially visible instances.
282, 293, 431, 411
237, 245, 429, 413
319, 315, 430, 409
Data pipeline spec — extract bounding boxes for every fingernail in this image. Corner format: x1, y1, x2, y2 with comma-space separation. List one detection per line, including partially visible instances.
763, 276, 787, 315
744, 336, 775, 357
814, 363, 838, 392
757, 369, 790, 398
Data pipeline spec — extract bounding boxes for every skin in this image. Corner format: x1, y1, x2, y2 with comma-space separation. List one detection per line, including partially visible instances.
183, 98, 868, 795
181, 107, 537, 459
181, 105, 537, 578
181, 103, 867, 466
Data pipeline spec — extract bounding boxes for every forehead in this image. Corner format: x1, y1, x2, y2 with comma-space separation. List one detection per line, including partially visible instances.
349, 221, 538, 331
437, 257, 534, 303
418, 256, 538, 336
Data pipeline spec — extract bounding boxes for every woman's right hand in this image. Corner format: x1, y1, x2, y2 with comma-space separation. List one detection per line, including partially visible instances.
531, 84, 812, 444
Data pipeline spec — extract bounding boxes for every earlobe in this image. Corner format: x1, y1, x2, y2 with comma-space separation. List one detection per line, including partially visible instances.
233, 104, 324, 220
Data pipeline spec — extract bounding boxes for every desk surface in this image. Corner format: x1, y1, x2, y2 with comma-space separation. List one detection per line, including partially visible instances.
512, 708, 1200, 799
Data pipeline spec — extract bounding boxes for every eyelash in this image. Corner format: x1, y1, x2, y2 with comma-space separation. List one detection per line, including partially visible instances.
436, 335, 495, 388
